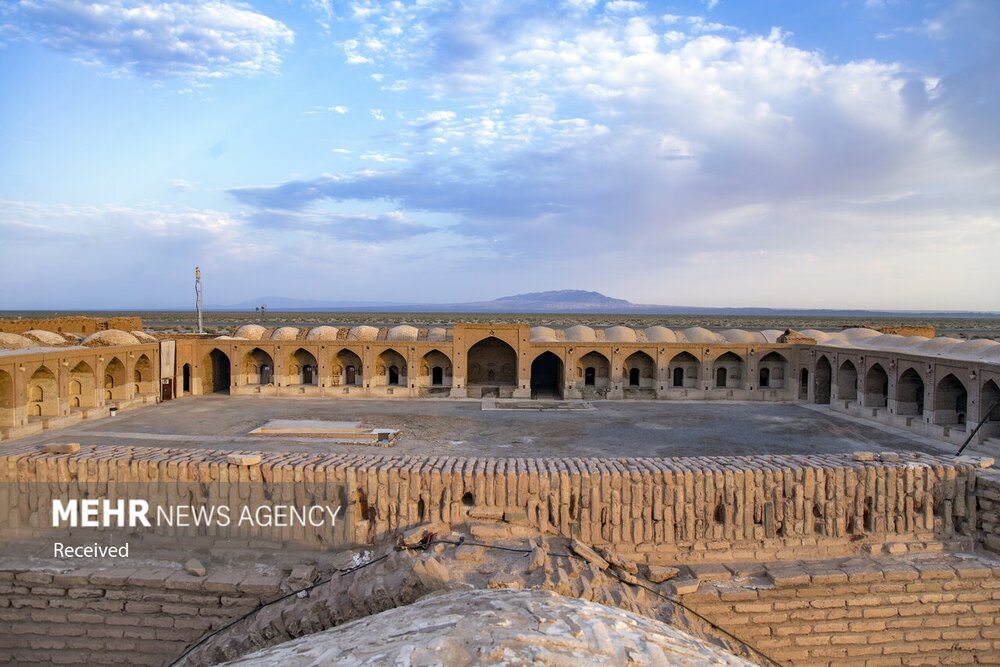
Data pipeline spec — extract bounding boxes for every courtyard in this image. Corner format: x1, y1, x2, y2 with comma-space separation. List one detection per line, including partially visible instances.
9, 396, 959, 459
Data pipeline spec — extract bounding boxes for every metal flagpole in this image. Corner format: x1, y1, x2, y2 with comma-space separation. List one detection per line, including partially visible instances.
195, 267, 203, 334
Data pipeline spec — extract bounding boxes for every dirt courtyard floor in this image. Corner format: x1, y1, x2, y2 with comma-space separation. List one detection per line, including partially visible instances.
6, 396, 964, 459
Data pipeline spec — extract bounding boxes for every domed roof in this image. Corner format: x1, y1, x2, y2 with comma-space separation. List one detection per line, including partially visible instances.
233, 324, 268, 340
564, 325, 596, 342
912, 337, 962, 355
643, 326, 676, 343
270, 327, 300, 341
387, 325, 419, 341
224, 589, 754, 667
306, 326, 340, 341
0, 333, 34, 350
348, 326, 379, 341
82, 330, 140, 347
979, 346, 1000, 363
22, 330, 68, 346
938, 339, 1000, 360
131, 331, 157, 343
682, 327, 720, 344
604, 326, 636, 342
841, 327, 882, 341
530, 326, 557, 342
718, 329, 765, 344
760, 329, 784, 344
426, 327, 448, 342
865, 334, 907, 350
799, 329, 832, 342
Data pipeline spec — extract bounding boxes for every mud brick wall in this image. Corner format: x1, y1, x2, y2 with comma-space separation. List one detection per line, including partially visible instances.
0, 317, 143, 336
0, 565, 282, 666
976, 469, 1000, 552
685, 554, 1000, 666
0, 445, 982, 562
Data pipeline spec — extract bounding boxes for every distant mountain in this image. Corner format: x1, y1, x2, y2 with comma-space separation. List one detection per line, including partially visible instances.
489, 290, 631, 309
210, 291, 999, 317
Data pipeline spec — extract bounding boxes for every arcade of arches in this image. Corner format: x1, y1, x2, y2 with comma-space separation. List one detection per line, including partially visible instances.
0, 324, 998, 453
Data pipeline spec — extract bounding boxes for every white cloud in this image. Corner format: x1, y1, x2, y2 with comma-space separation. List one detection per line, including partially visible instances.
7, 0, 293, 79
169, 178, 193, 192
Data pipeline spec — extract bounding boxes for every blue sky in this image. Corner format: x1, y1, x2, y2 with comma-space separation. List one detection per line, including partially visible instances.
0, 0, 997, 310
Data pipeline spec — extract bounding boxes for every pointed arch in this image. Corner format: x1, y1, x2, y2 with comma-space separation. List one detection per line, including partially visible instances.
624, 351, 655, 389
757, 351, 788, 389
29, 365, 58, 417
530, 351, 563, 398
467, 337, 517, 387
668, 351, 699, 388
203, 349, 231, 394
288, 348, 318, 386
814, 355, 832, 404
334, 348, 362, 386
134, 354, 154, 394
421, 349, 452, 388
836, 359, 858, 401
243, 348, 274, 386
981, 379, 1000, 439
0, 369, 14, 426
864, 363, 889, 408
895, 367, 924, 416
576, 351, 611, 392
376, 348, 407, 387
713, 352, 743, 389
934, 374, 967, 426
104, 357, 128, 401
69, 360, 97, 408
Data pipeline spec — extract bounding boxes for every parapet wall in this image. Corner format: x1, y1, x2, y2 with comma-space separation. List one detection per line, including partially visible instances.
0, 317, 142, 336
0, 445, 983, 562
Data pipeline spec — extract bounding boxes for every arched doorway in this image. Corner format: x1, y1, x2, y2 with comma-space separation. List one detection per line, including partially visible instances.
713, 352, 743, 389
289, 348, 318, 386
624, 352, 655, 393
668, 352, 698, 388
104, 357, 127, 401
814, 356, 832, 404
799, 368, 809, 400
377, 349, 407, 388
934, 374, 967, 426
335, 349, 363, 386
0, 370, 16, 426
757, 352, 787, 389
69, 361, 96, 408
837, 360, 858, 401
467, 337, 517, 395
896, 368, 924, 416
530, 352, 563, 399
29, 365, 58, 417
205, 349, 231, 394
981, 380, 1000, 438
134, 354, 154, 394
576, 351, 610, 395
864, 364, 889, 407
244, 348, 273, 386
182, 364, 191, 393
421, 350, 452, 391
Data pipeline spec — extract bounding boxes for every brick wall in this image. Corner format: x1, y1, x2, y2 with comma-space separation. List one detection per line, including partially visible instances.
0, 445, 982, 562
0, 317, 143, 336
0, 565, 281, 665
685, 553, 1000, 666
